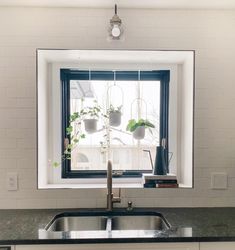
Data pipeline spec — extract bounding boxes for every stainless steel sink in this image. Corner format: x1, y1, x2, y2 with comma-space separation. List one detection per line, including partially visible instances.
111, 215, 169, 230
46, 216, 107, 231
45, 211, 170, 232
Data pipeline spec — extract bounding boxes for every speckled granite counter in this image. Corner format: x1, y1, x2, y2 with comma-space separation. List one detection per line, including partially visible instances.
1, 208, 235, 245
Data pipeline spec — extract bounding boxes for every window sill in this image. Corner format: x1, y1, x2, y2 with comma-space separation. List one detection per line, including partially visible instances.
39, 178, 191, 189
40, 182, 143, 189
39, 178, 143, 189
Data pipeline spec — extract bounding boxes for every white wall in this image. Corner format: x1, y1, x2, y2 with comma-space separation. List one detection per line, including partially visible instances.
0, 7, 235, 208
37, 51, 49, 188
179, 59, 194, 187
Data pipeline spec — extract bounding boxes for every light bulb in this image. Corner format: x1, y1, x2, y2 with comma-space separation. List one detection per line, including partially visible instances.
111, 24, 121, 38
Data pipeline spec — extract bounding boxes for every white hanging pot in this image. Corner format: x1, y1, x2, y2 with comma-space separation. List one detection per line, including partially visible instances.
133, 126, 145, 140
109, 111, 122, 127
84, 119, 98, 134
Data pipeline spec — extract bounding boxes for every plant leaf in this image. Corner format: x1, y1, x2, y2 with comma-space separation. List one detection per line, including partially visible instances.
73, 138, 79, 143
66, 126, 73, 135
126, 119, 136, 131
53, 162, 60, 167
80, 134, 86, 139
144, 120, 155, 128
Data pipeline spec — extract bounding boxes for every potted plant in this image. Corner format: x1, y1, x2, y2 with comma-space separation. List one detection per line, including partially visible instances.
83, 107, 100, 134
81, 103, 102, 134
107, 105, 122, 127
126, 119, 155, 140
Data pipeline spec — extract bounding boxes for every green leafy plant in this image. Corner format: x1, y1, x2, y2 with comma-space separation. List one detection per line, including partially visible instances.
107, 104, 122, 114
52, 111, 86, 167
126, 118, 155, 132
81, 106, 101, 119
52, 100, 106, 167
81, 100, 103, 119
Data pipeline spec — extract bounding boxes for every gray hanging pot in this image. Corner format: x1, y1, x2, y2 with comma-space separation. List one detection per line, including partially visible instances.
133, 126, 145, 140
109, 111, 122, 127
84, 119, 98, 134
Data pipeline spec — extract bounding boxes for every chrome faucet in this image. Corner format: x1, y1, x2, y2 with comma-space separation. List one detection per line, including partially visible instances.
107, 160, 121, 211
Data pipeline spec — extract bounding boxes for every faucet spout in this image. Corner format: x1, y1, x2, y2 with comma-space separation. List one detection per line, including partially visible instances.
107, 160, 121, 211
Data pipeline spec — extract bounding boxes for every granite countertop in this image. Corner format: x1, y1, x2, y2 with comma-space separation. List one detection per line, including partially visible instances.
1, 208, 235, 245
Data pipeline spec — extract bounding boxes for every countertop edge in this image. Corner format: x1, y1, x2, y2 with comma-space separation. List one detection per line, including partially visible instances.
3, 237, 235, 245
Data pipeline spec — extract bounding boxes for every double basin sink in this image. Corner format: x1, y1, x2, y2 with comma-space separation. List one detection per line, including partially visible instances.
46, 210, 171, 232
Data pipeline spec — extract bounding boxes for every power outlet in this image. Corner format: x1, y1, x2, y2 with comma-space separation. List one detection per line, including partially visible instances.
6, 172, 18, 191
211, 172, 228, 189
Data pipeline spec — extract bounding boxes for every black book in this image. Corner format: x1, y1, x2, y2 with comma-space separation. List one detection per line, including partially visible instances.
145, 179, 178, 184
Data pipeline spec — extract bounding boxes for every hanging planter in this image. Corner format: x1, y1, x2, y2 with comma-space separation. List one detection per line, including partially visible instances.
133, 125, 145, 140
108, 105, 122, 127
109, 110, 122, 126
127, 93, 155, 140
83, 118, 98, 134
126, 118, 155, 140
81, 101, 102, 134
106, 81, 124, 127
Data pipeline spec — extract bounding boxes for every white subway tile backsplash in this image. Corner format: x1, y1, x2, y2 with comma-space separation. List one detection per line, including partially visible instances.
17, 198, 57, 209
17, 157, 36, 169
7, 87, 35, 98
16, 118, 35, 129
0, 7, 234, 208
0, 138, 17, 149
56, 199, 96, 209
7, 129, 36, 140
17, 138, 36, 149
0, 159, 17, 169
0, 199, 17, 209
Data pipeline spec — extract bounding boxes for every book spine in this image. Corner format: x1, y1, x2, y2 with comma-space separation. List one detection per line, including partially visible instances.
143, 183, 156, 188
156, 183, 179, 188
143, 176, 177, 180
145, 179, 178, 184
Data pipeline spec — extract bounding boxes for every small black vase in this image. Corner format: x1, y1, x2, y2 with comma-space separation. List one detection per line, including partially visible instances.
153, 146, 167, 175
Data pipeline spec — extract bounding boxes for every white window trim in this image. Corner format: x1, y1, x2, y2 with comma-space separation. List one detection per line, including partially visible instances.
37, 50, 194, 189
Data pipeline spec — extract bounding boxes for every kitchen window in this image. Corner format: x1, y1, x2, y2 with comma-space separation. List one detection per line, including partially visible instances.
60, 69, 170, 178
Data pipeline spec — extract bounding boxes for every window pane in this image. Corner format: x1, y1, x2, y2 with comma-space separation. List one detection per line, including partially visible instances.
69, 79, 160, 171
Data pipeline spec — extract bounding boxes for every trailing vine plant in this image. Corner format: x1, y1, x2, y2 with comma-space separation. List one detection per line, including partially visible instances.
52, 100, 107, 167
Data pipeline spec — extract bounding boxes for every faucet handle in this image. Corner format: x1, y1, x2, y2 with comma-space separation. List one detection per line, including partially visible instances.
118, 188, 121, 198
112, 188, 121, 204
127, 200, 133, 211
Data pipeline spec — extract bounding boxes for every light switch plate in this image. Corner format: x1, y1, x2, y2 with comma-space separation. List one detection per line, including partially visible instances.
6, 172, 18, 191
211, 172, 228, 189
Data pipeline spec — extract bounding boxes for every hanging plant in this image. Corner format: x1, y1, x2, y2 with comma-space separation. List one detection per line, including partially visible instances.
81, 100, 103, 134
107, 104, 122, 127
126, 118, 155, 140
52, 111, 86, 167
52, 99, 107, 167
106, 81, 124, 127
129, 96, 154, 140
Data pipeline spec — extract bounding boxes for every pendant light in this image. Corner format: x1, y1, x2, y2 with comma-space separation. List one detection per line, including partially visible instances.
109, 4, 123, 40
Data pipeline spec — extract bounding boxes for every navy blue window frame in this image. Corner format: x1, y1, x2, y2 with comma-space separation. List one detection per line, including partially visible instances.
61, 69, 170, 178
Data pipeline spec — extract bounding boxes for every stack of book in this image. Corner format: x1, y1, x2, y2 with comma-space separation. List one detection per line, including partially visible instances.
142, 174, 178, 188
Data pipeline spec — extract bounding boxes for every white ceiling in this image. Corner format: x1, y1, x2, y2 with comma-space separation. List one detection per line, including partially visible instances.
0, 0, 235, 9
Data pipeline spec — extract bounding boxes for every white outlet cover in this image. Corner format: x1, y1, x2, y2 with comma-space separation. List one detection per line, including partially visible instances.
211, 172, 228, 189
6, 172, 18, 191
